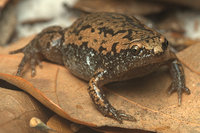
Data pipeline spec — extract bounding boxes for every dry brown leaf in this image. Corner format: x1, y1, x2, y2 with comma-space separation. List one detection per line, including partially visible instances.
177, 43, 200, 74
0, 36, 200, 132
0, 87, 51, 133
47, 115, 75, 133
73, 0, 165, 15
47, 115, 101, 133
47, 114, 108, 133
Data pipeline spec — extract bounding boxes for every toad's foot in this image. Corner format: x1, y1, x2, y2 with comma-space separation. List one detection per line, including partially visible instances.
168, 82, 190, 105
169, 59, 191, 105
88, 69, 136, 123
102, 104, 136, 123
9, 39, 43, 77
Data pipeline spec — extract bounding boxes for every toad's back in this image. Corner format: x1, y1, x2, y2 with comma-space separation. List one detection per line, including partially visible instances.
64, 12, 160, 54
61, 12, 165, 81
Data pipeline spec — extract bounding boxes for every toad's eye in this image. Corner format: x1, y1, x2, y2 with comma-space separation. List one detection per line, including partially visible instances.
162, 39, 168, 51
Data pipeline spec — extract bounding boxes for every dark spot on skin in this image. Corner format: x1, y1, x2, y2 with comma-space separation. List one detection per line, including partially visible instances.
97, 28, 129, 38
162, 39, 168, 51
98, 28, 129, 37
91, 28, 95, 32
78, 36, 82, 40
79, 42, 88, 51
114, 30, 127, 35
101, 40, 107, 45
99, 46, 107, 53
123, 29, 133, 40
111, 42, 119, 53
74, 24, 92, 35
82, 42, 88, 47
98, 27, 114, 37
93, 39, 97, 42
80, 25, 92, 31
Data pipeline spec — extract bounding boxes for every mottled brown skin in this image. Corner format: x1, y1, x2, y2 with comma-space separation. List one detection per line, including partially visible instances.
10, 12, 190, 123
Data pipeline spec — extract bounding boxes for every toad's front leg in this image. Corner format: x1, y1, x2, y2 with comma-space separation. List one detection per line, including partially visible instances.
9, 26, 64, 77
168, 58, 191, 105
88, 69, 136, 123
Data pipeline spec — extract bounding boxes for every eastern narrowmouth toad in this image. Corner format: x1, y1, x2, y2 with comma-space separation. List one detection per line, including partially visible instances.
10, 12, 190, 123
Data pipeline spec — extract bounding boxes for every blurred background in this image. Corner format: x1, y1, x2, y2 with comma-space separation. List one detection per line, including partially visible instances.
1, 0, 200, 52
